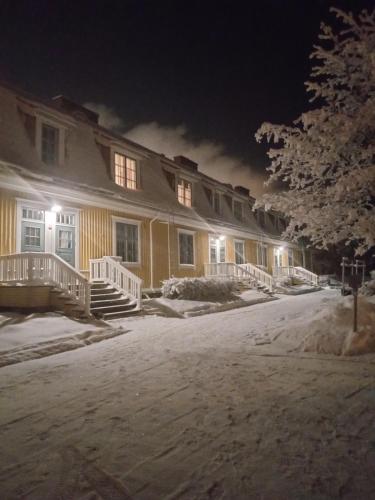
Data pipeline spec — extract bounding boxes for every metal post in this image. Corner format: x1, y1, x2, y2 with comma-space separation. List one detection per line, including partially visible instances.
353, 291, 358, 333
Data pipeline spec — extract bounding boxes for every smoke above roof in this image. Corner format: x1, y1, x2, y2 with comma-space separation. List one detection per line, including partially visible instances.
84, 103, 267, 197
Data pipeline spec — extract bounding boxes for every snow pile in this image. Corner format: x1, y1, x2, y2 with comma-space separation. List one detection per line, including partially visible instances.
161, 277, 236, 301
359, 279, 375, 296
300, 295, 375, 356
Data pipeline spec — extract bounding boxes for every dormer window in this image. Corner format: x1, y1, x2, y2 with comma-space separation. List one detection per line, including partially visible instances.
177, 179, 192, 207
41, 123, 59, 165
114, 152, 137, 190
214, 192, 221, 214
233, 200, 243, 221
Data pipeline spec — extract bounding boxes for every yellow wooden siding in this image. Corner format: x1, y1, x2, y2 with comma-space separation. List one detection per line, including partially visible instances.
245, 239, 257, 264
0, 192, 16, 255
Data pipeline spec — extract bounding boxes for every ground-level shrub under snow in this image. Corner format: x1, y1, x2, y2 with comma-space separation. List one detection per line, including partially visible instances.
300, 295, 375, 356
161, 277, 236, 301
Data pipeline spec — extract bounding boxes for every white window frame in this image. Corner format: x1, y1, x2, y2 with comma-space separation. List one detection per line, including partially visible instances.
16, 199, 80, 269
177, 177, 193, 208
233, 200, 243, 221
110, 145, 142, 190
288, 247, 294, 267
209, 235, 227, 264
35, 116, 67, 166
112, 216, 141, 266
114, 151, 138, 190
213, 191, 221, 214
177, 228, 196, 267
257, 242, 268, 269
234, 239, 245, 265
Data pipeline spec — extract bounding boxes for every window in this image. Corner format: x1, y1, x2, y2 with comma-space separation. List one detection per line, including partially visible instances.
41, 123, 59, 165
288, 248, 294, 266
177, 179, 192, 207
234, 240, 245, 264
214, 192, 221, 214
58, 230, 73, 249
25, 226, 41, 247
233, 200, 243, 221
22, 208, 45, 221
114, 152, 137, 190
56, 213, 75, 225
257, 210, 265, 227
179, 231, 194, 265
257, 243, 268, 268
115, 222, 139, 263
209, 236, 226, 263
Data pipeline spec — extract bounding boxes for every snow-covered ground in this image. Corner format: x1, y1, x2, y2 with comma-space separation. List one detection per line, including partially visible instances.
1, 289, 375, 499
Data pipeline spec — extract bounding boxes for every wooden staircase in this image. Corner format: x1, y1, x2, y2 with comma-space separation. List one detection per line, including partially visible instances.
90, 282, 139, 320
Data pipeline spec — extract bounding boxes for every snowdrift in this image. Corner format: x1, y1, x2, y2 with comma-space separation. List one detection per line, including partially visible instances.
300, 295, 375, 356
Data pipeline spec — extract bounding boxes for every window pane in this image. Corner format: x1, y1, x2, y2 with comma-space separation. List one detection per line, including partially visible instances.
115, 153, 137, 190
22, 208, 45, 221
235, 241, 244, 264
177, 179, 192, 207
116, 222, 138, 262
25, 226, 41, 246
179, 233, 194, 265
42, 124, 59, 165
58, 230, 72, 249
234, 201, 242, 221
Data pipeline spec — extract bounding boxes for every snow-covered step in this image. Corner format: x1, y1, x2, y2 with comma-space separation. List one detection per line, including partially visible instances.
89, 282, 139, 319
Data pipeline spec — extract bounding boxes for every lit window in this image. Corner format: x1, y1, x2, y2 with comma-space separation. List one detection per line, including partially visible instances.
179, 231, 194, 265
41, 124, 59, 165
233, 200, 243, 221
177, 179, 192, 207
209, 236, 226, 263
114, 153, 137, 190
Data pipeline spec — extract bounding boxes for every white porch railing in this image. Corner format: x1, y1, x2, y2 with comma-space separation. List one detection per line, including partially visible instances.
294, 266, 319, 286
273, 265, 318, 286
239, 262, 274, 292
0, 252, 90, 315
204, 261, 274, 292
89, 256, 142, 310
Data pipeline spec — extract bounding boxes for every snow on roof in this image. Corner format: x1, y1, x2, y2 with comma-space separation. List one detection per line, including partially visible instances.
0, 82, 286, 240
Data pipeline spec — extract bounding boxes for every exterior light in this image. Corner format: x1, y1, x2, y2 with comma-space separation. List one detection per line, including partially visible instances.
279, 246, 284, 251
219, 235, 226, 241
51, 204, 62, 212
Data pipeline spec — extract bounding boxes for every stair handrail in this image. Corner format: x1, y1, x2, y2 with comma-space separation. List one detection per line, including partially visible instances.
294, 266, 319, 285
204, 261, 274, 292
240, 262, 274, 292
0, 252, 90, 315
90, 256, 142, 310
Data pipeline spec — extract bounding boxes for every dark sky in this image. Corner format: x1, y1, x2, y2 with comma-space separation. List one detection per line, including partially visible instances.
0, 0, 373, 176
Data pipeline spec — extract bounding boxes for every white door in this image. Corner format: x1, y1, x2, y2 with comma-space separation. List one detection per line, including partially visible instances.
209, 236, 226, 263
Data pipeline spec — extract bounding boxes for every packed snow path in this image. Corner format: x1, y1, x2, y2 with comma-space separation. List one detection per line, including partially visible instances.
0, 290, 375, 499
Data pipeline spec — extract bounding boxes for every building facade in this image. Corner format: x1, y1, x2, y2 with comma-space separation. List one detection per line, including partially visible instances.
0, 83, 312, 310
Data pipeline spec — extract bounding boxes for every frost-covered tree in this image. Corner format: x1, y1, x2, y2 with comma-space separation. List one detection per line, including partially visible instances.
255, 8, 375, 255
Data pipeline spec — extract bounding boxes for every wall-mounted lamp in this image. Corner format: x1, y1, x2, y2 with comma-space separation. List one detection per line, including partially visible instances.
219, 235, 226, 241
51, 204, 62, 213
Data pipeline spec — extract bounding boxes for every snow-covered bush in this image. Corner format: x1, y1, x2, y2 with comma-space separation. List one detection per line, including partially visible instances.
360, 279, 375, 296
161, 277, 236, 301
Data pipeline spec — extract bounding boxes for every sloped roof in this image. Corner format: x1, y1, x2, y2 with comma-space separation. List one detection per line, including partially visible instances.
0, 82, 285, 241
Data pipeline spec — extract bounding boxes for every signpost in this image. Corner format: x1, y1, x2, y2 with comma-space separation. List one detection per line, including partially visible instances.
348, 274, 361, 333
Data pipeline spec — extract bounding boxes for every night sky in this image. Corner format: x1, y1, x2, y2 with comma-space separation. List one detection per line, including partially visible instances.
0, 0, 373, 183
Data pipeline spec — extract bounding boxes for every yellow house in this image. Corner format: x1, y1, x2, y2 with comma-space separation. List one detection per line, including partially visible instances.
0, 83, 316, 318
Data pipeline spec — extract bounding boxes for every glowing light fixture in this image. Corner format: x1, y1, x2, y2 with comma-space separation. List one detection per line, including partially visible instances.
279, 246, 284, 251
219, 235, 226, 241
51, 204, 62, 212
